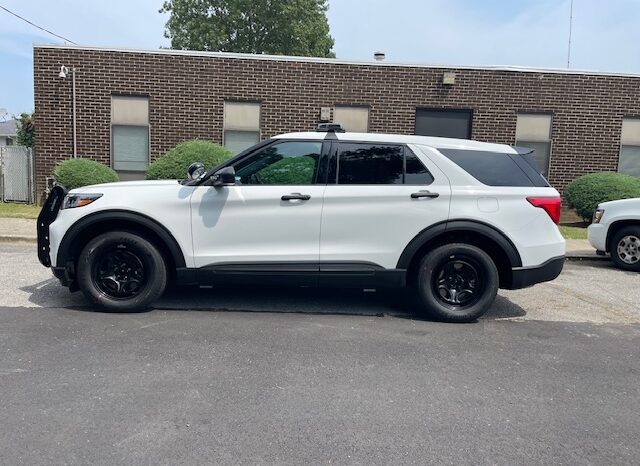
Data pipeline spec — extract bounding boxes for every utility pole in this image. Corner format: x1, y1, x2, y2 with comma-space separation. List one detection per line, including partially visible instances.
567, 0, 574, 68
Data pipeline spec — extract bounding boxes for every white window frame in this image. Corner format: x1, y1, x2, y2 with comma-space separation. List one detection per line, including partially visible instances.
515, 113, 553, 178
110, 95, 150, 175
619, 117, 640, 177
333, 105, 370, 133
223, 101, 261, 155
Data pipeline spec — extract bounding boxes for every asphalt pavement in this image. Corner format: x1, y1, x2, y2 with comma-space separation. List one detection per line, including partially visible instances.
1, 242, 639, 465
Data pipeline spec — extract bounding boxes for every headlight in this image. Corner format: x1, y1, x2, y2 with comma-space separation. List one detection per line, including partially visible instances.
592, 209, 605, 224
62, 193, 103, 209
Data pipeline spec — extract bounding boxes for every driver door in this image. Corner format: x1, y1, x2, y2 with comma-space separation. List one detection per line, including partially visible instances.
190, 140, 327, 275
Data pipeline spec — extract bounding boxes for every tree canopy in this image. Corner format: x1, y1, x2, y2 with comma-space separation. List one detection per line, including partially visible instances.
15, 112, 35, 148
160, 0, 335, 58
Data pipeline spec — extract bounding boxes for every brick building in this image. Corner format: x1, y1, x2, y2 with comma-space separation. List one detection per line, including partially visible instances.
34, 44, 640, 198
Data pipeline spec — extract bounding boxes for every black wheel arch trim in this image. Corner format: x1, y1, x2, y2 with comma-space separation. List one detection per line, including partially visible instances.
56, 210, 187, 270
396, 219, 523, 269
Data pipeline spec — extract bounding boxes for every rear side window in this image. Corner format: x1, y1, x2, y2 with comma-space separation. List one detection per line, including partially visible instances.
337, 144, 404, 184
405, 149, 435, 185
333, 143, 434, 185
438, 149, 540, 187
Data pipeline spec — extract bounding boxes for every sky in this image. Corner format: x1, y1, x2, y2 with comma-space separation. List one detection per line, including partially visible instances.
1, 0, 640, 117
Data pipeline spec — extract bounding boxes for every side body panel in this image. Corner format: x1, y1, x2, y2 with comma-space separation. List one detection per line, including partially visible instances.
189, 185, 326, 268
49, 181, 195, 267
419, 145, 566, 268
319, 143, 452, 269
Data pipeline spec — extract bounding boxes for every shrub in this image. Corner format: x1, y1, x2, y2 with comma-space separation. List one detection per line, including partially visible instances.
53, 158, 119, 190
564, 172, 640, 221
147, 140, 233, 180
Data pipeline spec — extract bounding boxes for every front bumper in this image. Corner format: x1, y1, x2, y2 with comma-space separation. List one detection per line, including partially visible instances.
508, 256, 565, 289
37, 185, 67, 267
587, 223, 608, 252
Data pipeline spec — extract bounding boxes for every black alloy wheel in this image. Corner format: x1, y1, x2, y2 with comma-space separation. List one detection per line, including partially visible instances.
76, 231, 167, 312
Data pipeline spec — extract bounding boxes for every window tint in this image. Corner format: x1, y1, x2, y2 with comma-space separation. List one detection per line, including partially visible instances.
233, 141, 321, 185
439, 149, 535, 187
405, 148, 435, 184
337, 144, 404, 184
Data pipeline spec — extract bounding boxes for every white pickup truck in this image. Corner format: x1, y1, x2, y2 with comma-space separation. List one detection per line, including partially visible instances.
588, 198, 640, 271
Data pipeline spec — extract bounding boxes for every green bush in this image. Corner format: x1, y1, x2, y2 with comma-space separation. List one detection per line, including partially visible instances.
564, 172, 640, 221
147, 140, 233, 180
53, 158, 119, 190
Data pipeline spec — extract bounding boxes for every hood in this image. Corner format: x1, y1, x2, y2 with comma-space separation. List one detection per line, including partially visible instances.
69, 179, 181, 193
598, 197, 640, 209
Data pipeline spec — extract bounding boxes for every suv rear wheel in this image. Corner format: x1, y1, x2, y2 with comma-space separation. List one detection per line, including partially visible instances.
610, 226, 640, 272
415, 243, 499, 322
76, 231, 167, 312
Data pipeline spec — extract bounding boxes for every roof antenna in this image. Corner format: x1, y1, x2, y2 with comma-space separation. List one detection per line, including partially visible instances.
567, 0, 573, 68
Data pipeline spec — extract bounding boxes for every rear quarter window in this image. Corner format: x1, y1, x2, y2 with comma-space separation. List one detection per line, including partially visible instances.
438, 148, 546, 187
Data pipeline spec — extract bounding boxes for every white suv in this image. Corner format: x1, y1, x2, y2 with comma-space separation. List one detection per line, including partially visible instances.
588, 198, 640, 271
38, 128, 565, 322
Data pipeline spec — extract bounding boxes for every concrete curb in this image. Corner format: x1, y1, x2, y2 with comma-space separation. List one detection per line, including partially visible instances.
565, 254, 610, 262
0, 235, 37, 244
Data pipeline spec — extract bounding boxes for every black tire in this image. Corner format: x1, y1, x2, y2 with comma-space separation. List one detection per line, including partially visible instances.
76, 231, 167, 312
609, 226, 640, 272
414, 243, 499, 322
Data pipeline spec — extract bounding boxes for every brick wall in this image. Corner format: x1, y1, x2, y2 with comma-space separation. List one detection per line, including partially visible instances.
33, 46, 640, 199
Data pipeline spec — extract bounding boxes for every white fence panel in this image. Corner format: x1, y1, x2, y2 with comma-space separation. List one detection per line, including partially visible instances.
0, 146, 35, 203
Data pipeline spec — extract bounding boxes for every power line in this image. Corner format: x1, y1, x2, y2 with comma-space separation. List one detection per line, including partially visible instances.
0, 5, 78, 45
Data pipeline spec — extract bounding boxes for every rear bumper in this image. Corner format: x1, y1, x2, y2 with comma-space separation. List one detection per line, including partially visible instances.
507, 256, 565, 289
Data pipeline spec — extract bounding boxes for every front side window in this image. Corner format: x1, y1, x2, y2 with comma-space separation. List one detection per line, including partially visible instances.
333, 143, 434, 185
233, 141, 321, 185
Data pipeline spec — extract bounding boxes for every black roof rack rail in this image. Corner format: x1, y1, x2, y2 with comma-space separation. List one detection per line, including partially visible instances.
317, 123, 345, 133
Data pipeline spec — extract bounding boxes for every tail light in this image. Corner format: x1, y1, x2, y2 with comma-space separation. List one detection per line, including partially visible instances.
527, 197, 561, 224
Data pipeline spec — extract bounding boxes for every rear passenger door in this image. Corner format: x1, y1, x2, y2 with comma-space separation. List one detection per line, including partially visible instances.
319, 142, 451, 270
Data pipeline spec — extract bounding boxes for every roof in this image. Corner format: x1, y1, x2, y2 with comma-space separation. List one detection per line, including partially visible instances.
273, 131, 515, 153
0, 119, 17, 137
33, 44, 640, 80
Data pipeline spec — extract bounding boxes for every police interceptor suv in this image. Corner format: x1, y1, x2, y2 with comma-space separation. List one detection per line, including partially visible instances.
38, 127, 565, 322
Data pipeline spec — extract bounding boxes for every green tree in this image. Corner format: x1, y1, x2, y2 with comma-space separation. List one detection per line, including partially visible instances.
15, 112, 35, 148
160, 0, 335, 58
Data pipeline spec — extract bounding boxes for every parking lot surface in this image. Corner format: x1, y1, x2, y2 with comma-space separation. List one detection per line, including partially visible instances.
1, 242, 639, 464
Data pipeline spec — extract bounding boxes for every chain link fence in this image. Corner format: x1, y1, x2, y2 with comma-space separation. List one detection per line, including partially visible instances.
0, 146, 35, 204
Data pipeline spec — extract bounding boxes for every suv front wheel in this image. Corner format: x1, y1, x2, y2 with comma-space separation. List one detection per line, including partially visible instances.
76, 231, 167, 312
610, 226, 640, 272
415, 243, 499, 322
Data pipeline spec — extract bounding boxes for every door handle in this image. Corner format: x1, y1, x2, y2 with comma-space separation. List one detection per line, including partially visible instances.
281, 193, 311, 201
411, 190, 440, 199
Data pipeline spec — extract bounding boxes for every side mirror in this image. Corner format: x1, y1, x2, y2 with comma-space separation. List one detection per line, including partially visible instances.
187, 162, 206, 181
211, 166, 236, 187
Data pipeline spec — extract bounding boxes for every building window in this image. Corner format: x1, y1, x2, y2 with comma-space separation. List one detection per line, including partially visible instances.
620, 118, 640, 177
515, 113, 552, 178
224, 101, 261, 155
415, 108, 472, 139
333, 106, 369, 132
111, 96, 149, 180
